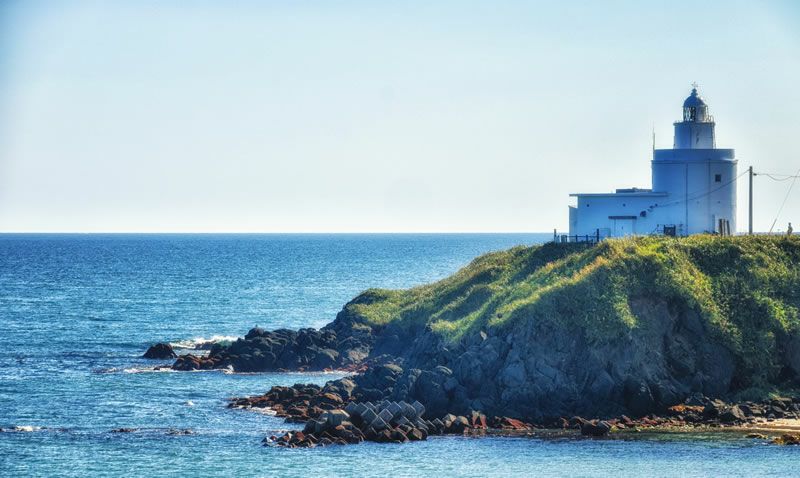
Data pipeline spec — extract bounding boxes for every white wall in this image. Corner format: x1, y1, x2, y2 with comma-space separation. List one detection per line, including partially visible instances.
570, 194, 667, 237
651, 149, 737, 234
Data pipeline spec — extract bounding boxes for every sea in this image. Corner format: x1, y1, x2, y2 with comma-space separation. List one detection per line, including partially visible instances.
0, 233, 796, 477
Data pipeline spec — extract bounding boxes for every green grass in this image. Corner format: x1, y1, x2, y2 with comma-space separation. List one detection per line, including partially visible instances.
343, 235, 800, 388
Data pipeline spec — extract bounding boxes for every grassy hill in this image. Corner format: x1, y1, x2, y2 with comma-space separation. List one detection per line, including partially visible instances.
343, 235, 800, 390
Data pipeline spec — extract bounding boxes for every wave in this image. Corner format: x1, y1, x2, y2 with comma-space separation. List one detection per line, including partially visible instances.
169, 335, 238, 350
94, 366, 174, 374
122, 366, 236, 374
122, 366, 175, 374
4, 425, 43, 433
95, 365, 236, 374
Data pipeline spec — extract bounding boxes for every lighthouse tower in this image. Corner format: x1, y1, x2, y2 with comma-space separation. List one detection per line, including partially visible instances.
651, 86, 737, 235
568, 86, 738, 238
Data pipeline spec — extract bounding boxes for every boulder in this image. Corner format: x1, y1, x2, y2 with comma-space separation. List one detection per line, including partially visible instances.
492, 416, 529, 430
357, 364, 404, 392
143, 343, 176, 359
415, 369, 451, 417
469, 411, 488, 429
719, 405, 747, 423
442, 414, 457, 428
311, 348, 340, 369
446, 415, 470, 434
580, 420, 612, 437
312, 392, 344, 408
703, 399, 727, 418
773, 433, 800, 445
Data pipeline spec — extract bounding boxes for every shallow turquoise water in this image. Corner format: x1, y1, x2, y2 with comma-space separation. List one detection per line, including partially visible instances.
1, 234, 796, 477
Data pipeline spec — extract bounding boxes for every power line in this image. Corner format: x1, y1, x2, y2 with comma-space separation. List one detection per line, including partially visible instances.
759, 175, 796, 182
651, 169, 748, 210
768, 167, 800, 233
626, 165, 798, 233
755, 172, 800, 181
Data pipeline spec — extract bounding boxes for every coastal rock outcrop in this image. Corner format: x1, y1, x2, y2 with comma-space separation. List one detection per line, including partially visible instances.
142, 343, 177, 359
240, 377, 800, 447
164, 237, 800, 428
171, 325, 374, 372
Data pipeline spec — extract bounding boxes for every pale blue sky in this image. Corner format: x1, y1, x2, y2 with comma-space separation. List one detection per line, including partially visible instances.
1, 0, 799, 232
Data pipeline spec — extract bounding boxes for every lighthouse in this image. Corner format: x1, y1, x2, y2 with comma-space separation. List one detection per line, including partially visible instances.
568, 86, 738, 238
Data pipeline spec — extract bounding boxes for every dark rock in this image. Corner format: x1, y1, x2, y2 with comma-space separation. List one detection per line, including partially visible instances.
311, 392, 344, 408
684, 393, 707, 407
738, 404, 756, 417
580, 420, 612, 437
361, 363, 404, 390
390, 429, 409, 443
773, 433, 800, 445
469, 411, 488, 429
624, 379, 655, 417
445, 415, 470, 434
703, 399, 726, 418
719, 405, 747, 423
772, 397, 792, 409
412, 368, 451, 418
143, 343, 176, 359
491, 416, 530, 430
166, 429, 194, 435
171, 321, 375, 373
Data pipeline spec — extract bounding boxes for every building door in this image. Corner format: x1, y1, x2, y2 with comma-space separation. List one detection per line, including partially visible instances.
612, 218, 636, 237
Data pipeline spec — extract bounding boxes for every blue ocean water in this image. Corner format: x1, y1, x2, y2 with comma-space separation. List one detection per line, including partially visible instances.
0, 233, 795, 477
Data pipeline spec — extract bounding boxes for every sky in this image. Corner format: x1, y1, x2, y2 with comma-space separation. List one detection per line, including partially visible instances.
1, 0, 799, 233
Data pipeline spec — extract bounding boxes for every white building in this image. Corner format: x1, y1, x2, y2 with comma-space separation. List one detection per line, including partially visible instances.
568, 87, 737, 238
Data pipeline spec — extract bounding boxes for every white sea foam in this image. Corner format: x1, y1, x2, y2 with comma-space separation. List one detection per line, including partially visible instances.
10, 425, 42, 432
170, 335, 238, 350
122, 366, 175, 374
243, 407, 277, 416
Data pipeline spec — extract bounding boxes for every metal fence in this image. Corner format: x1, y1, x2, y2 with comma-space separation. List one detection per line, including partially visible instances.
552, 229, 602, 244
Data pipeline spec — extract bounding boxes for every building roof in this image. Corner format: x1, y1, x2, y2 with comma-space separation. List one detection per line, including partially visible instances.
569, 191, 668, 198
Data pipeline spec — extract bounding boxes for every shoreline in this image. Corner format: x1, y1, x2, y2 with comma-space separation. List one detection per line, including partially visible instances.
141, 237, 800, 449
228, 379, 800, 448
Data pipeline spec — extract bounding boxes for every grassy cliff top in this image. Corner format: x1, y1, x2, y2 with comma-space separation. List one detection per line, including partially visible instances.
344, 235, 800, 378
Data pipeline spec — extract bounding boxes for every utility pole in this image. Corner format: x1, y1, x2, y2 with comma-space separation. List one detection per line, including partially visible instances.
749, 166, 754, 235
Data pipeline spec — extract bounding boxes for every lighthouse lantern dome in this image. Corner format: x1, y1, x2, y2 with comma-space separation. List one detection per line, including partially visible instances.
682, 87, 709, 122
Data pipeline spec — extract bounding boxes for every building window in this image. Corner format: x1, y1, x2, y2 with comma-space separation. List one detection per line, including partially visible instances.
715, 174, 722, 183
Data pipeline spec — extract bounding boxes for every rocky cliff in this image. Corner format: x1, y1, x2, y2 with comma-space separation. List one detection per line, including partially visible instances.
168, 235, 800, 421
